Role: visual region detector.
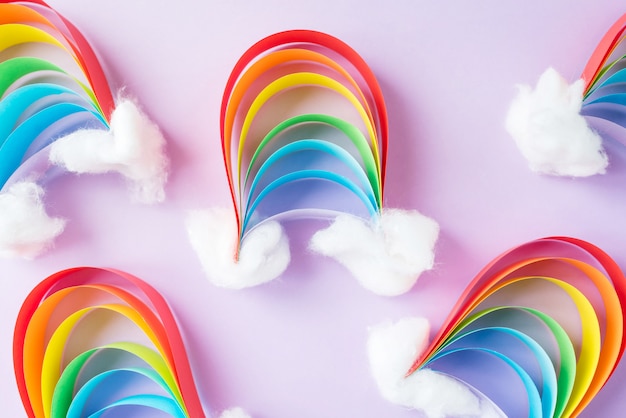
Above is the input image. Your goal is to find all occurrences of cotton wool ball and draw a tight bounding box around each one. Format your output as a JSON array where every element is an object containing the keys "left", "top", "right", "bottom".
[
  {"left": 310, "top": 209, "right": 438, "bottom": 296},
  {"left": 506, "top": 67, "right": 607, "bottom": 177},
  {"left": 367, "top": 317, "right": 504, "bottom": 418},
  {"left": 0, "top": 181, "right": 65, "bottom": 259}
]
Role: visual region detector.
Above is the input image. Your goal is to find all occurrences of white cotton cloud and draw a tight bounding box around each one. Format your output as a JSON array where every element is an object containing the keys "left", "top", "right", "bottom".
[
  {"left": 219, "top": 407, "right": 251, "bottom": 418},
  {"left": 367, "top": 317, "right": 504, "bottom": 418},
  {"left": 185, "top": 207, "right": 290, "bottom": 289},
  {"left": 309, "top": 209, "right": 439, "bottom": 296},
  {"left": 49, "top": 97, "right": 169, "bottom": 203},
  {"left": 0, "top": 181, "right": 65, "bottom": 259},
  {"left": 505, "top": 67, "right": 608, "bottom": 177}
]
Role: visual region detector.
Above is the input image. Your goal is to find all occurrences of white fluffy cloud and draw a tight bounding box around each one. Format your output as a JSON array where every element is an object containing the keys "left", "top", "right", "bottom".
[
  {"left": 367, "top": 317, "right": 504, "bottom": 418},
  {"left": 506, "top": 67, "right": 608, "bottom": 177},
  {"left": 309, "top": 209, "right": 439, "bottom": 296},
  {"left": 49, "top": 98, "right": 169, "bottom": 203},
  {"left": 186, "top": 208, "right": 290, "bottom": 289},
  {"left": 0, "top": 181, "right": 65, "bottom": 259},
  {"left": 219, "top": 407, "right": 251, "bottom": 418}
]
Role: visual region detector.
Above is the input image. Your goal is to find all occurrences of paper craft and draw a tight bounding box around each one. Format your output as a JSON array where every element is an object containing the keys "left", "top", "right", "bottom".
[
  {"left": 13, "top": 267, "right": 248, "bottom": 418},
  {"left": 368, "top": 237, "right": 626, "bottom": 417},
  {"left": 0, "top": 0, "right": 168, "bottom": 258},
  {"left": 187, "top": 30, "right": 438, "bottom": 295},
  {"left": 506, "top": 13, "right": 626, "bottom": 177}
]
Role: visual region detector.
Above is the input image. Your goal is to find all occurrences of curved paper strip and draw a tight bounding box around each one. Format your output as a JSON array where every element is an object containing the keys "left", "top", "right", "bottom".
[
  {"left": 220, "top": 29, "right": 388, "bottom": 249},
  {"left": 0, "top": 57, "right": 99, "bottom": 109},
  {"left": 578, "top": 13, "right": 626, "bottom": 145},
  {"left": 243, "top": 140, "right": 377, "bottom": 233},
  {"left": 237, "top": 73, "right": 378, "bottom": 186},
  {"left": 52, "top": 343, "right": 181, "bottom": 416},
  {"left": 244, "top": 170, "right": 379, "bottom": 235},
  {"left": 66, "top": 369, "right": 186, "bottom": 418},
  {"left": 0, "top": 2, "right": 113, "bottom": 190},
  {"left": 582, "top": 14, "right": 626, "bottom": 93},
  {"left": 0, "top": 103, "right": 103, "bottom": 184},
  {"left": 405, "top": 237, "right": 626, "bottom": 417},
  {"left": 506, "top": 14, "right": 626, "bottom": 177},
  {"left": 459, "top": 306, "right": 577, "bottom": 417},
  {"left": 13, "top": 267, "right": 207, "bottom": 418}
]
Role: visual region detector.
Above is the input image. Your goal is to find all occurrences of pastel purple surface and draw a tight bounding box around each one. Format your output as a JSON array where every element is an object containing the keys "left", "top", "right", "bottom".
[{"left": 3, "top": 1, "right": 626, "bottom": 417}]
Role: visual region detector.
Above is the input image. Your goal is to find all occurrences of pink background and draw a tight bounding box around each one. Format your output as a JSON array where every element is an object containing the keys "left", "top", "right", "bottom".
[{"left": 2, "top": 0, "right": 626, "bottom": 416}]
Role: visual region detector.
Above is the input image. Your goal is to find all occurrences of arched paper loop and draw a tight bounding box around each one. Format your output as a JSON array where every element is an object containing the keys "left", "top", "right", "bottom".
[
  {"left": 244, "top": 114, "right": 380, "bottom": 205},
  {"left": 220, "top": 31, "right": 387, "bottom": 244},
  {"left": 53, "top": 343, "right": 182, "bottom": 417},
  {"left": 579, "top": 13, "right": 626, "bottom": 145},
  {"left": 187, "top": 29, "right": 437, "bottom": 294},
  {"left": 0, "top": 0, "right": 168, "bottom": 259},
  {"left": 0, "top": 0, "right": 114, "bottom": 115},
  {"left": 397, "top": 237, "right": 626, "bottom": 417},
  {"left": 13, "top": 267, "right": 208, "bottom": 418},
  {"left": 244, "top": 140, "right": 378, "bottom": 230},
  {"left": 220, "top": 30, "right": 388, "bottom": 208},
  {"left": 0, "top": 14, "right": 113, "bottom": 185},
  {"left": 506, "top": 13, "right": 626, "bottom": 177}
]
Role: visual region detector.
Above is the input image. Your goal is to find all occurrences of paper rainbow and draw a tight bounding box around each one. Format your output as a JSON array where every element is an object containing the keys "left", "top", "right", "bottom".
[
  {"left": 403, "top": 237, "right": 626, "bottom": 417},
  {"left": 13, "top": 267, "right": 206, "bottom": 417},
  {"left": 0, "top": 0, "right": 114, "bottom": 188},
  {"left": 580, "top": 13, "right": 626, "bottom": 142},
  {"left": 220, "top": 29, "right": 388, "bottom": 251}
]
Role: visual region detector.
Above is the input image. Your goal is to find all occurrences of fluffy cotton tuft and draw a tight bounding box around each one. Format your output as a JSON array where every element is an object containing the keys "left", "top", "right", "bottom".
[
  {"left": 367, "top": 317, "right": 503, "bottom": 418},
  {"left": 367, "top": 317, "right": 431, "bottom": 401},
  {"left": 506, "top": 67, "right": 608, "bottom": 177},
  {"left": 49, "top": 98, "right": 169, "bottom": 203},
  {"left": 0, "top": 181, "right": 65, "bottom": 259},
  {"left": 309, "top": 209, "right": 439, "bottom": 296},
  {"left": 219, "top": 407, "right": 251, "bottom": 418},
  {"left": 186, "top": 208, "right": 290, "bottom": 289}
]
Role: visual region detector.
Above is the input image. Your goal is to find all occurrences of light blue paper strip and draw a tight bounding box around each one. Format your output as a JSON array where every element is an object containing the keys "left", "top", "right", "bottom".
[
  {"left": 582, "top": 102, "right": 626, "bottom": 128},
  {"left": 454, "top": 306, "right": 576, "bottom": 418},
  {"left": 432, "top": 326, "right": 557, "bottom": 417},
  {"left": 426, "top": 346, "right": 543, "bottom": 418},
  {"left": 0, "top": 83, "right": 102, "bottom": 145},
  {"left": 246, "top": 139, "right": 376, "bottom": 214}
]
